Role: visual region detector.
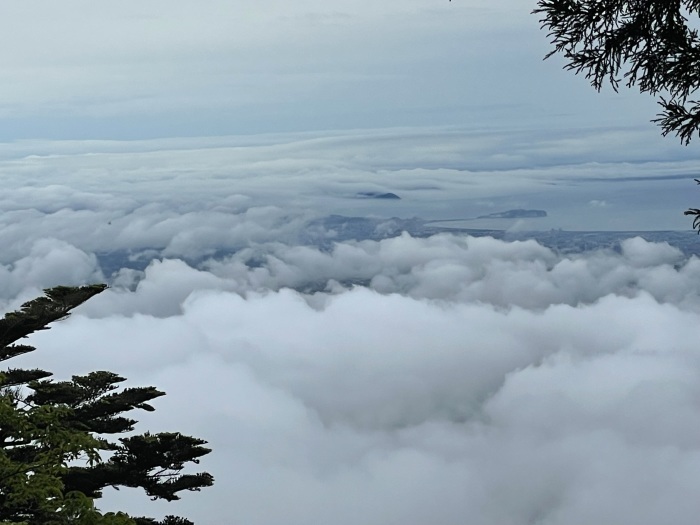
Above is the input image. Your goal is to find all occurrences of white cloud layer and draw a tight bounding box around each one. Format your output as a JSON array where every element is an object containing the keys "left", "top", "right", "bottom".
[
  {"left": 1, "top": 0, "right": 698, "bottom": 522},
  {"left": 0, "top": 126, "right": 698, "bottom": 262},
  {"left": 1, "top": 129, "right": 700, "bottom": 524},
  {"left": 12, "top": 230, "right": 700, "bottom": 525}
]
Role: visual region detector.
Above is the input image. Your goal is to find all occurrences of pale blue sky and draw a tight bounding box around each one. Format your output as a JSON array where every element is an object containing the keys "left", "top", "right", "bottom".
[{"left": 0, "top": 0, "right": 668, "bottom": 139}]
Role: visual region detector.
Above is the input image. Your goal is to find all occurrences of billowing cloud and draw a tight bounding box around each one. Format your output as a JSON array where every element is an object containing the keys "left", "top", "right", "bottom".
[
  {"left": 0, "top": 0, "right": 698, "bottom": 522},
  {"left": 1, "top": 127, "right": 700, "bottom": 524},
  {"left": 22, "top": 252, "right": 700, "bottom": 524},
  {"left": 0, "top": 238, "right": 104, "bottom": 312}
]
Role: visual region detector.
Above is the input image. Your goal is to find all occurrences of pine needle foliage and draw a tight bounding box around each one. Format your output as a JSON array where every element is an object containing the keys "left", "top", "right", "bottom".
[
  {"left": 534, "top": 0, "right": 700, "bottom": 229},
  {"left": 0, "top": 285, "right": 213, "bottom": 525},
  {"left": 534, "top": 0, "right": 700, "bottom": 144}
]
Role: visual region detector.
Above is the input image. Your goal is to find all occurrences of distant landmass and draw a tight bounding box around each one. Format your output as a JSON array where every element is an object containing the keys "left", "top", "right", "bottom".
[
  {"left": 477, "top": 209, "right": 547, "bottom": 219},
  {"left": 299, "top": 215, "right": 700, "bottom": 257},
  {"left": 356, "top": 192, "right": 401, "bottom": 200},
  {"left": 95, "top": 214, "right": 700, "bottom": 281}
]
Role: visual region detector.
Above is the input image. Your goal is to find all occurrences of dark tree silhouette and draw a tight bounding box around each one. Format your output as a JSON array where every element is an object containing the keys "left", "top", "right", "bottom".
[
  {"left": 534, "top": 0, "right": 700, "bottom": 144},
  {"left": 0, "top": 285, "right": 213, "bottom": 525},
  {"left": 534, "top": 0, "right": 700, "bottom": 229}
]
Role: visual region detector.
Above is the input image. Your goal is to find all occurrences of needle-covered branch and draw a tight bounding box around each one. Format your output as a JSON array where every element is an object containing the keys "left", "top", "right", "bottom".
[
  {"left": 535, "top": 1, "right": 700, "bottom": 229},
  {"left": 534, "top": 0, "right": 700, "bottom": 143},
  {"left": 0, "top": 286, "right": 213, "bottom": 525}
]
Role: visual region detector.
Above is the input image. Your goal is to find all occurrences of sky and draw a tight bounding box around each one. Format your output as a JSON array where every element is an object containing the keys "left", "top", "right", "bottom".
[
  {"left": 2, "top": 1, "right": 700, "bottom": 524},
  {"left": 0, "top": 0, "right": 675, "bottom": 138}
]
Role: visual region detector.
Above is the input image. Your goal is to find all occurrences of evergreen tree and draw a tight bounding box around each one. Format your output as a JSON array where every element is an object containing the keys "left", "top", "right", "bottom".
[
  {"left": 534, "top": 0, "right": 700, "bottom": 228},
  {"left": 534, "top": 0, "right": 700, "bottom": 144},
  {"left": 0, "top": 285, "right": 213, "bottom": 525}
]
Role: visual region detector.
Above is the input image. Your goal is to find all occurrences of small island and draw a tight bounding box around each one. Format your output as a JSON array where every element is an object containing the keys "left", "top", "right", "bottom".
[
  {"left": 356, "top": 191, "right": 401, "bottom": 200},
  {"left": 477, "top": 209, "right": 547, "bottom": 219}
]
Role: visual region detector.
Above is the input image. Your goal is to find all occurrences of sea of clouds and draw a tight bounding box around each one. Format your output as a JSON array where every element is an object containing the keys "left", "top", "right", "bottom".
[{"left": 4, "top": 127, "right": 700, "bottom": 524}]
